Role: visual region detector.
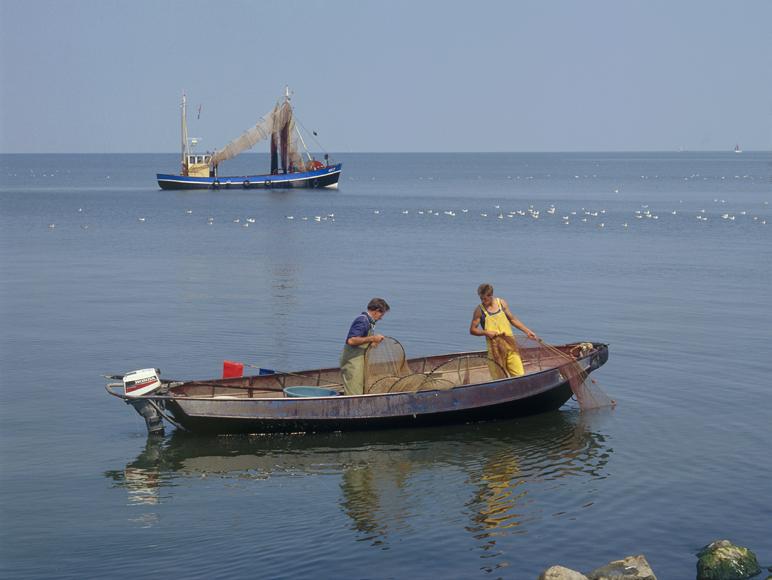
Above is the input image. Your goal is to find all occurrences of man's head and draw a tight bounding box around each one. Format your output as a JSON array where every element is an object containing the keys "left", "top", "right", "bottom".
[
  {"left": 477, "top": 283, "right": 494, "bottom": 307},
  {"left": 367, "top": 297, "right": 390, "bottom": 320}
]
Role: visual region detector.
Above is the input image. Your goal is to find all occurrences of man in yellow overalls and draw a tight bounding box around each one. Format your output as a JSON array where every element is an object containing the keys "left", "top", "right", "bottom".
[
  {"left": 340, "top": 298, "right": 390, "bottom": 395},
  {"left": 469, "top": 283, "right": 538, "bottom": 377}
]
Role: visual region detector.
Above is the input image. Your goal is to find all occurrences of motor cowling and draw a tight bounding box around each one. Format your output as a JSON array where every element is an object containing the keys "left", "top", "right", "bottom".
[
  {"left": 123, "top": 368, "right": 163, "bottom": 398},
  {"left": 121, "top": 368, "right": 165, "bottom": 435}
]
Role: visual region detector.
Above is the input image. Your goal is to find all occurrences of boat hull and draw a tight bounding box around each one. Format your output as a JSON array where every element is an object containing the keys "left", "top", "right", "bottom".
[
  {"left": 165, "top": 379, "right": 575, "bottom": 435},
  {"left": 156, "top": 163, "right": 342, "bottom": 191},
  {"left": 154, "top": 345, "right": 608, "bottom": 435}
]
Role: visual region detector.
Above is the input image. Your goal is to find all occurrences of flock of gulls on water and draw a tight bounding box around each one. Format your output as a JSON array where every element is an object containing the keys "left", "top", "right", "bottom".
[
  {"left": 30, "top": 168, "right": 767, "bottom": 230},
  {"left": 46, "top": 198, "right": 768, "bottom": 230},
  {"left": 371, "top": 201, "right": 769, "bottom": 229}
]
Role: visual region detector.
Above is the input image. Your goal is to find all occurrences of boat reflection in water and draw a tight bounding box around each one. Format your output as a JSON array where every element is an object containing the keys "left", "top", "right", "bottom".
[{"left": 106, "top": 411, "right": 612, "bottom": 547}]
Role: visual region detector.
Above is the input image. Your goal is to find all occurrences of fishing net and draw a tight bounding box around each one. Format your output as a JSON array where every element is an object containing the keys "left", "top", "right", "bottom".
[
  {"left": 389, "top": 374, "right": 433, "bottom": 393},
  {"left": 368, "top": 375, "right": 401, "bottom": 394},
  {"left": 418, "top": 376, "right": 456, "bottom": 391},
  {"left": 560, "top": 342, "right": 615, "bottom": 410},
  {"left": 211, "top": 99, "right": 309, "bottom": 172},
  {"left": 212, "top": 101, "right": 292, "bottom": 164},
  {"left": 362, "top": 334, "right": 613, "bottom": 408},
  {"left": 368, "top": 372, "right": 455, "bottom": 393},
  {"left": 510, "top": 336, "right": 614, "bottom": 411},
  {"left": 428, "top": 355, "right": 508, "bottom": 387},
  {"left": 488, "top": 335, "right": 520, "bottom": 373},
  {"left": 364, "top": 337, "right": 411, "bottom": 393}
]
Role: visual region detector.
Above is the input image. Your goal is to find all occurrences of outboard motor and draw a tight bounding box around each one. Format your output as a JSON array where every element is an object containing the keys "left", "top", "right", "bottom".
[{"left": 123, "top": 368, "right": 165, "bottom": 435}]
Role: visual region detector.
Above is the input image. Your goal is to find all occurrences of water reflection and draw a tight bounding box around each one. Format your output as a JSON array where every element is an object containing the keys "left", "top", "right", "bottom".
[
  {"left": 462, "top": 410, "right": 612, "bottom": 561},
  {"left": 106, "top": 411, "right": 613, "bottom": 550},
  {"left": 104, "top": 439, "right": 167, "bottom": 507},
  {"left": 467, "top": 449, "right": 524, "bottom": 535}
]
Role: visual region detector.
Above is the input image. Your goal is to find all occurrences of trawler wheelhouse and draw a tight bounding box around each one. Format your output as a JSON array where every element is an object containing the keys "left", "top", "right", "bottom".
[{"left": 183, "top": 154, "right": 215, "bottom": 178}]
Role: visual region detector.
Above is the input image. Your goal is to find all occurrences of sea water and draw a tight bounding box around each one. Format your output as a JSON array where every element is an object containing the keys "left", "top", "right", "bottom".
[{"left": 0, "top": 152, "right": 770, "bottom": 578}]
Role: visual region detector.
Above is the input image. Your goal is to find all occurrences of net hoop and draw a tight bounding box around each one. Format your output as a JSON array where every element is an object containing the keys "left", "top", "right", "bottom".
[
  {"left": 364, "top": 336, "right": 410, "bottom": 393},
  {"left": 428, "top": 355, "right": 508, "bottom": 387}
]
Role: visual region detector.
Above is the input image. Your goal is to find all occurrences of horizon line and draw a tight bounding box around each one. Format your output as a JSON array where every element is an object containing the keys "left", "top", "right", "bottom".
[{"left": 1, "top": 150, "right": 768, "bottom": 155}]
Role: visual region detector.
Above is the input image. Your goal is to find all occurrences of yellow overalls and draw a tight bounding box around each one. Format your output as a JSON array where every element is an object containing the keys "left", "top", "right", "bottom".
[{"left": 481, "top": 298, "right": 525, "bottom": 377}]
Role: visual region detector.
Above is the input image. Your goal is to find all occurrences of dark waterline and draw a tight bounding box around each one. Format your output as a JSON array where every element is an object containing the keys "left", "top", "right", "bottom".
[{"left": 1, "top": 152, "right": 770, "bottom": 578}]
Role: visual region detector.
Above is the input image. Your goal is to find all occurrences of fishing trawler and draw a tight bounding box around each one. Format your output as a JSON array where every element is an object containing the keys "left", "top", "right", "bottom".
[{"left": 157, "top": 88, "right": 341, "bottom": 190}]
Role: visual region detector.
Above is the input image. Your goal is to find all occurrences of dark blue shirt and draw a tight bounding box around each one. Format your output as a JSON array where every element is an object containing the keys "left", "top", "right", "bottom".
[{"left": 345, "top": 313, "right": 374, "bottom": 342}]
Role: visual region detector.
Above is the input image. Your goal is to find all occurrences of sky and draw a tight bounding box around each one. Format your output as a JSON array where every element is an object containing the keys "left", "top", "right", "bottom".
[{"left": 1, "top": 0, "right": 771, "bottom": 153}]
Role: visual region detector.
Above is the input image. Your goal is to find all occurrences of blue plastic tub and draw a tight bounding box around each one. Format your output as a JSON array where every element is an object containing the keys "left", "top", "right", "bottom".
[{"left": 283, "top": 386, "right": 339, "bottom": 398}]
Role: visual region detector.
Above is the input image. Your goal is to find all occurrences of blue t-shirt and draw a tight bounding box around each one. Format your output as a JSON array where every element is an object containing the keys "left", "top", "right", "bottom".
[{"left": 346, "top": 313, "right": 374, "bottom": 342}]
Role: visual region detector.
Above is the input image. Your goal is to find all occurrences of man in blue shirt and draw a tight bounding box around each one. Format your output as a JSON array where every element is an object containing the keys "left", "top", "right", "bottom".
[{"left": 339, "top": 298, "right": 390, "bottom": 395}]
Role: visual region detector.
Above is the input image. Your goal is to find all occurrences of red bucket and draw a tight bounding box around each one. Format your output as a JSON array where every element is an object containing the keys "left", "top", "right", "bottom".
[{"left": 222, "top": 360, "right": 244, "bottom": 378}]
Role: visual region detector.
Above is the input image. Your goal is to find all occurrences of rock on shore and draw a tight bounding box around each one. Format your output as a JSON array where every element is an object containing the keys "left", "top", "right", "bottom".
[
  {"left": 538, "top": 554, "right": 656, "bottom": 579},
  {"left": 539, "top": 565, "right": 589, "bottom": 580},
  {"left": 696, "top": 540, "right": 761, "bottom": 580}
]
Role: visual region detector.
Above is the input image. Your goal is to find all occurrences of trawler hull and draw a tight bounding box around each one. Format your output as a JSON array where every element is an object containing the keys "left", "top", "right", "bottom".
[{"left": 157, "top": 163, "right": 342, "bottom": 191}]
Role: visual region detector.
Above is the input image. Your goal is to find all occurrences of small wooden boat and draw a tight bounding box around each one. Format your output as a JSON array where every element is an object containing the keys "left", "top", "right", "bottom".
[
  {"left": 106, "top": 342, "right": 609, "bottom": 435},
  {"left": 157, "top": 87, "right": 341, "bottom": 191}
]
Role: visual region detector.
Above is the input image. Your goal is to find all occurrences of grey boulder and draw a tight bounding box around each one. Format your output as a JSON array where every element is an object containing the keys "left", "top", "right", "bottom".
[{"left": 587, "top": 554, "right": 656, "bottom": 579}]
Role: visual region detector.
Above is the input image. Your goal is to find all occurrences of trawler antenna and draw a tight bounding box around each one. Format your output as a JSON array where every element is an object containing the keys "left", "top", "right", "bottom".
[{"left": 181, "top": 92, "right": 189, "bottom": 166}]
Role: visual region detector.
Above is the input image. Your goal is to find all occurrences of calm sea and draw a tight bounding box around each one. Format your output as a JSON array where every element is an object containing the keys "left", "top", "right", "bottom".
[{"left": 1, "top": 153, "right": 770, "bottom": 578}]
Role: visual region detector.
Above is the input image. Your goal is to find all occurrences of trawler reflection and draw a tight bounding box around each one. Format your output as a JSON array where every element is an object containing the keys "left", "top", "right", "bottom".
[{"left": 106, "top": 411, "right": 612, "bottom": 544}]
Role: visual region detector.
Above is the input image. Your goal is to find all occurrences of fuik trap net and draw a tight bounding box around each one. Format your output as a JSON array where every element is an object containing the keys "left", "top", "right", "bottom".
[
  {"left": 364, "top": 338, "right": 508, "bottom": 394},
  {"left": 363, "top": 336, "right": 613, "bottom": 411}
]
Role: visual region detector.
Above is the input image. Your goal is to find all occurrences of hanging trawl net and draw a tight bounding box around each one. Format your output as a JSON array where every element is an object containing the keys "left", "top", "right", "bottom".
[
  {"left": 285, "top": 119, "right": 308, "bottom": 173},
  {"left": 212, "top": 101, "right": 295, "bottom": 165}
]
